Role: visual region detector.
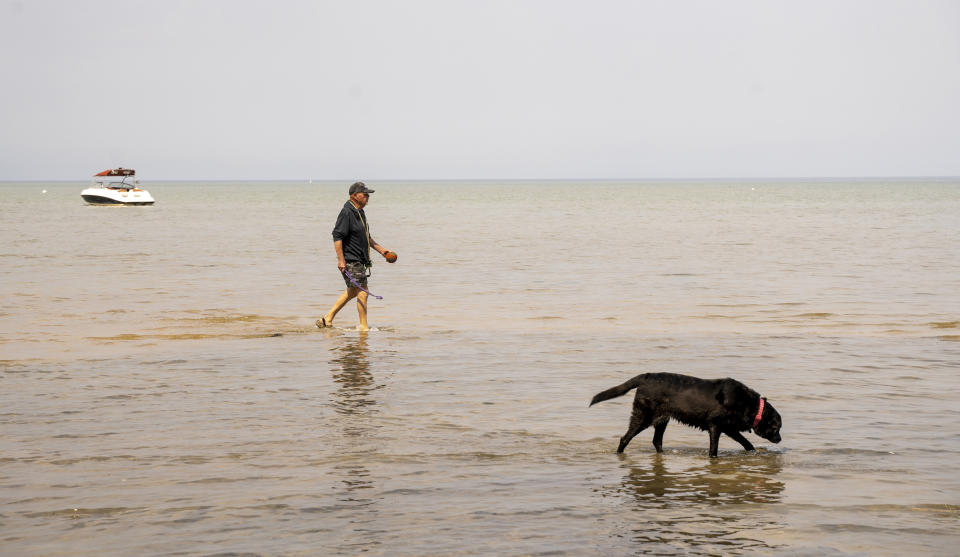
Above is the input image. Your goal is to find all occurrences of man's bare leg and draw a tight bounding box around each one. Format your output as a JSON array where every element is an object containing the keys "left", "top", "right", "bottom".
[
  {"left": 318, "top": 287, "right": 358, "bottom": 327},
  {"left": 357, "top": 290, "right": 369, "bottom": 331}
]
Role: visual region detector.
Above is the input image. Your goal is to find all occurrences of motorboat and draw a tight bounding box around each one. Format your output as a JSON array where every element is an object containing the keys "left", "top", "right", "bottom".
[{"left": 81, "top": 168, "right": 155, "bottom": 205}]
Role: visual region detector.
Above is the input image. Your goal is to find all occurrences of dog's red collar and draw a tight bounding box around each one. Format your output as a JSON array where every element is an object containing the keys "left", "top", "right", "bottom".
[{"left": 752, "top": 398, "right": 765, "bottom": 429}]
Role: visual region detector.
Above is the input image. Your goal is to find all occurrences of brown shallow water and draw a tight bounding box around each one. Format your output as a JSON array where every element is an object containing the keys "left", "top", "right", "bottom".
[{"left": 2, "top": 179, "right": 959, "bottom": 555}]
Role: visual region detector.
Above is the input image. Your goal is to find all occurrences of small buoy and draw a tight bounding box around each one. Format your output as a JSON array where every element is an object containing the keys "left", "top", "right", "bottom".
[{"left": 42, "top": 189, "right": 47, "bottom": 194}]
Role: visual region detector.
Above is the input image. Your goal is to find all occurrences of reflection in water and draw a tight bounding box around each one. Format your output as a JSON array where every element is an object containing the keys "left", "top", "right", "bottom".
[
  {"left": 326, "top": 334, "right": 384, "bottom": 554},
  {"left": 622, "top": 453, "right": 785, "bottom": 505},
  {"left": 611, "top": 453, "right": 785, "bottom": 555},
  {"left": 330, "top": 334, "right": 379, "bottom": 418}
]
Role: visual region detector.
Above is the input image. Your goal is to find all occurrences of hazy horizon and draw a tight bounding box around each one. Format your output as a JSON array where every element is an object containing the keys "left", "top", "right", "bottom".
[
  {"left": 4, "top": 175, "right": 960, "bottom": 184},
  {"left": 2, "top": 0, "right": 958, "bottom": 181}
]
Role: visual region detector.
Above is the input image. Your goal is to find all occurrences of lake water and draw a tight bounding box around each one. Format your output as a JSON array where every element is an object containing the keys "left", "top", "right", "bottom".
[{"left": 2, "top": 179, "right": 959, "bottom": 555}]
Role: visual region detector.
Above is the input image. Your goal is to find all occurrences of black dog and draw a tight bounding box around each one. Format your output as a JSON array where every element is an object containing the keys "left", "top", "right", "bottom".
[{"left": 590, "top": 372, "right": 782, "bottom": 457}]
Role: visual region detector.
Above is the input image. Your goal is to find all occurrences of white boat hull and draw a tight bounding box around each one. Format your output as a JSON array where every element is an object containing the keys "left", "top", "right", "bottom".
[{"left": 81, "top": 187, "right": 155, "bottom": 205}]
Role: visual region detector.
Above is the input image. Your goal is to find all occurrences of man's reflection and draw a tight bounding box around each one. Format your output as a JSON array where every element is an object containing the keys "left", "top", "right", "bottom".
[
  {"left": 327, "top": 334, "right": 383, "bottom": 554},
  {"left": 330, "top": 334, "right": 379, "bottom": 418}
]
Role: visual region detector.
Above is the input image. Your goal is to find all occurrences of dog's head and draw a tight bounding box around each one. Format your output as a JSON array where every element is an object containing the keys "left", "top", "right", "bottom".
[{"left": 754, "top": 398, "right": 782, "bottom": 444}]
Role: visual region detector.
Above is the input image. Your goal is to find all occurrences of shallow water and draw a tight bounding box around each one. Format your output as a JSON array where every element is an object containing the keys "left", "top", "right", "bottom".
[{"left": 2, "top": 179, "right": 959, "bottom": 555}]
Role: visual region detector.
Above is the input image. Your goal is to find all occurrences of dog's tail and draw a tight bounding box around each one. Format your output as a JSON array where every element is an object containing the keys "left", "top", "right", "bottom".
[{"left": 589, "top": 374, "right": 646, "bottom": 406}]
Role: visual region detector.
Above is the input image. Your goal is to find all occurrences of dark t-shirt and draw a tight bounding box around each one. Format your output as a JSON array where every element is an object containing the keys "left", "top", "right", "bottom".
[{"left": 331, "top": 201, "right": 371, "bottom": 264}]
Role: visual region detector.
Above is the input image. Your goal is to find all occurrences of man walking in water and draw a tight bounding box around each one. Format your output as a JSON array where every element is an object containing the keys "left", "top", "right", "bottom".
[{"left": 316, "top": 181, "right": 394, "bottom": 332}]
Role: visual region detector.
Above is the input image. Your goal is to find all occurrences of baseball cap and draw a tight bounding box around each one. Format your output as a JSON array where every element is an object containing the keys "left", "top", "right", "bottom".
[{"left": 349, "top": 181, "right": 375, "bottom": 194}]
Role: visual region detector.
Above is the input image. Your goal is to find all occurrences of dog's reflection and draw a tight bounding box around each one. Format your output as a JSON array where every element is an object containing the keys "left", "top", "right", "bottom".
[
  {"left": 613, "top": 453, "right": 785, "bottom": 553},
  {"left": 621, "top": 452, "right": 785, "bottom": 506}
]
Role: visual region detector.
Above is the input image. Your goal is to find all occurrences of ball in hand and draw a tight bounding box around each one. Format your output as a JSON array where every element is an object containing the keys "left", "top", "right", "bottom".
[{"left": 384, "top": 251, "right": 398, "bottom": 263}]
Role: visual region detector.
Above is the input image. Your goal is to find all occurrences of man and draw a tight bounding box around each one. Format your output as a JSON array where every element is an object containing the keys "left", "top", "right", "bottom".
[{"left": 316, "top": 181, "right": 393, "bottom": 332}]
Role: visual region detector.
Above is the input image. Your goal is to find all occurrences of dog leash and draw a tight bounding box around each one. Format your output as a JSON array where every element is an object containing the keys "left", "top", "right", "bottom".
[{"left": 344, "top": 269, "right": 383, "bottom": 300}]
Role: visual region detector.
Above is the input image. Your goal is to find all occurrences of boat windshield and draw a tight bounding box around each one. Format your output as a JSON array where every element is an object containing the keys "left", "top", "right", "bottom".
[{"left": 94, "top": 176, "right": 137, "bottom": 188}]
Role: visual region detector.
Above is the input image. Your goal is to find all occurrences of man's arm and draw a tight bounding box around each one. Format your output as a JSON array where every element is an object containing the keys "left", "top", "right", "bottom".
[
  {"left": 369, "top": 237, "right": 387, "bottom": 257},
  {"left": 334, "top": 240, "right": 346, "bottom": 272}
]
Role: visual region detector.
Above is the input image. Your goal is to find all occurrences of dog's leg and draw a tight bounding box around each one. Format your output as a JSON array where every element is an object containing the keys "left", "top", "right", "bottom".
[
  {"left": 617, "top": 410, "right": 652, "bottom": 454},
  {"left": 708, "top": 426, "right": 722, "bottom": 457},
  {"left": 651, "top": 418, "right": 669, "bottom": 453},
  {"left": 724, "top": 430, "right": 755, "bottom": 452}
]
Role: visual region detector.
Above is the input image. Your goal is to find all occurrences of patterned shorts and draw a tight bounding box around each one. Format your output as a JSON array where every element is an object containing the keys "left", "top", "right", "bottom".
[{"left": 342, "top": 261, "right": 370, "bottom": 289}]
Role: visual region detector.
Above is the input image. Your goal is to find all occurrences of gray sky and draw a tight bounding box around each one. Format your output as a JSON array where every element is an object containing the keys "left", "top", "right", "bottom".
[{"left": 2, "top": 0, "right": 958, "bottom": 180}]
